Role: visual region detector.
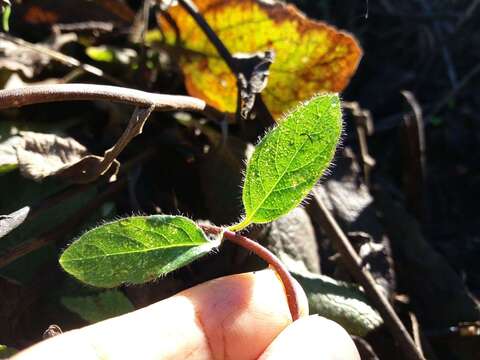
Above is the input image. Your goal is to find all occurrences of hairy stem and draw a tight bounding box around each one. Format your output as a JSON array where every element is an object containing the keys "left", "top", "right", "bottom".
[
  {"left": 227, "top": 218, "right": 251, "bottom": 232},
  {"left": 201, "top": 224, "right": 301, "bottom": 321}
]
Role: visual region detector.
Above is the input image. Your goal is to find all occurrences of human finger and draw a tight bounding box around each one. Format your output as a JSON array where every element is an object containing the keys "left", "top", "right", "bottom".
[
  {"left": 259, "top": 315, "right": 360, "bottom": 360},
  {"left": 13, "top": 269, "right": 308, "bottom": 360}
]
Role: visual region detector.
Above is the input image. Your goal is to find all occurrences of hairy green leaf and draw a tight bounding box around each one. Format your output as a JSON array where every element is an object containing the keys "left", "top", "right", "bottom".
[
  {"left": 232, "top": 94, "right": 342, "bottom": 230},
  {"left": 61, "top": 290, "right": 135, "bottom": 323},
  {"left": 60, "top": 215, "right": 219, "bottom": 287}
]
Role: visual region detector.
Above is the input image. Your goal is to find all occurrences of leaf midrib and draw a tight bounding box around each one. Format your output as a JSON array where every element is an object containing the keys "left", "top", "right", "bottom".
[
  {"left": 245, "top": 118, "right": 310, "bottom": 222},
  {"left": 62, "top": 241, "right": 207, "bottom": 263}
]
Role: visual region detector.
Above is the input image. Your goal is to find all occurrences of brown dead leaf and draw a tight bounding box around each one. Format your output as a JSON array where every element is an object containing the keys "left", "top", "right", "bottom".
[
  {"left": 4, "top": 105, "right": 154, "bottom": 184},
  {"left": 0, "top": 39, "right": 50, "bottom": 78},
  {"left": 0, "top": 32, "right": 79, "bottom": 81},
  {"left": 15, "top": 131, "right": 89, "bottom": 181},
  {"left": 53, "top": 155, "right": 119, "bottom": 184},
  {"left": 60, "top": 105, "right": 155, "bottom": 184},
  {"left": 0, "top": 207, "right": 30, "bottom": 239},
  {"left": 158, "top": 0, "right": 362, "bottom": 118}
]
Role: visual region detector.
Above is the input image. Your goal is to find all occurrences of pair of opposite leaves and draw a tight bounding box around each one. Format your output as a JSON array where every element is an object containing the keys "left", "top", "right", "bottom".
[{"left": 60, "top": 94, "right": 343, "bottom": 287}]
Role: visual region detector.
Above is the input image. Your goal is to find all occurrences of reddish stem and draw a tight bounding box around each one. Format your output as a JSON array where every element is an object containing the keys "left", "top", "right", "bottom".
[{"left": 201, "top": 224, "right": 301, "bottom": 321}]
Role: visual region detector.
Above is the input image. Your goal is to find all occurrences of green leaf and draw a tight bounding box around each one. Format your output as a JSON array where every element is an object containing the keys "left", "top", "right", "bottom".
[
  {"left": 86, "top": 46, "right": 137, "bottom": 64},
  {"left": 0, "top": 135, "right": 20, "bottom": 175},
  {"left": 0, "top": 344, "right": 17, "bottom": 358},
  {"left": 86, "top": 46, "right": 115, "bottom": 62},
  {"left": 278, "top": 252, "right": 382, "bottom": 336},
  {"left": 0, "top": 163, "right": 17, "bottom": 174},
  {"left": 231, "top": 94, "right": 342, "bottom": 230},
  {"left": 292, "top": 269, "right": 383, "bottom": 336},
  {"left": 144, "top": 29, "right": 162, "bottom": 45},
  {"left": 61, "top": 289, "right": 135, "bottom": 323},
  {"left": 1, "top": 1, "right": 11, "bottom": 32},
  {"left": 59, "top": 215, "right": 220, "bottom": 287}
]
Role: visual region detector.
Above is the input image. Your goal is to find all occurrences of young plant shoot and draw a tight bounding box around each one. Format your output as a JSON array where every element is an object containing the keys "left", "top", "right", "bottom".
[{"left": 59, "top": 93, "right": 343, "bottom": 321}]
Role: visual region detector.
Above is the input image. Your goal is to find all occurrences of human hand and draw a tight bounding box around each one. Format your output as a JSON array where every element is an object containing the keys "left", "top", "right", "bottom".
[{"left": 12, "top": 269, "right": 359, "bottom": 359}]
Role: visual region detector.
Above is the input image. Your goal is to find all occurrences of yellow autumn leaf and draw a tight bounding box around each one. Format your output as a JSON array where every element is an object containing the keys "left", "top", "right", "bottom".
[{"left": 158, "top": 0, "right": 362, "bottom": 118}]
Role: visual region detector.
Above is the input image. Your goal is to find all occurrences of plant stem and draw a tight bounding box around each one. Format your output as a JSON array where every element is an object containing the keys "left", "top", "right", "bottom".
[
  {"left": 227, "top": 218, "right": 250, "bottom": 232},
  {"left": 201, "top": 224, "right": 301, "bottom": 322},
  {"left": 0, "top": 32, "right": 124, "bottom": 86},
  {"left": 0, "top": 83, "right": 206, "bottom": 112},
  {"left": 309, "top": 190, "right": 425, "bottom": 360},
  {"left": 176, "top": 0, "right": 266, "bottom": 124}
]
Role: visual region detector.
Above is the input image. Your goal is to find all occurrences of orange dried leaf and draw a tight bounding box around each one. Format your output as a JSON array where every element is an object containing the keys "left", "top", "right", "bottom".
[{"left": 159, "top": 0, "right": 362, "bottom": 118}]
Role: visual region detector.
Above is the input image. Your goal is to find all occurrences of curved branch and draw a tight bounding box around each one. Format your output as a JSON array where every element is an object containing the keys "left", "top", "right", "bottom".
[
  {"left": 201, "top": 224, "right": 301, "bottom": 322},
  {"left": 0, "top": 84, "right": 206, "bottom": 112}
]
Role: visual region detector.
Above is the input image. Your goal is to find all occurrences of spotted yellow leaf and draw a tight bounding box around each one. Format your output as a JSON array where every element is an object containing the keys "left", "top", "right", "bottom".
[{"left": 158, "top": 0, "right": 362, "bottom": 118}]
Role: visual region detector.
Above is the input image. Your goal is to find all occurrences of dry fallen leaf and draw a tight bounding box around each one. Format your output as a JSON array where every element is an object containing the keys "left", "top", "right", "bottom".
[
  {"left": 0, "top": 39, "right": 50, "bottom": 78},
  {"left": 0, "top": 207, "right": 30, "bottom": 239},
  {"left": 57, "top": 105, "right": 154, "bottom": 184},
  {"left": 158, "top": 0, "right": 362, "bottom": 118},
  {"left": 15, "top": 131, "right": 89, "bottom": 181},
  {"left": 1, "top": 106, "right": 154, "bottom": 184},
  {"left": 0, "top": 32, "right": 81, "bottom": 81}
]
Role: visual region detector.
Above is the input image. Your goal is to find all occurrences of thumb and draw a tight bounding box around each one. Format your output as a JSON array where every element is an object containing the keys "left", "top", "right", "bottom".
[{"left": 259, "top": 315, "right": 360, "bottom": 360}]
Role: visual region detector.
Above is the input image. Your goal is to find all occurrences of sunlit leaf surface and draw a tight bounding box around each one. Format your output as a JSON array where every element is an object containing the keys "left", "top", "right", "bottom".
[
  {"left": 60, "top": 215, "right": 219, "bottom": 287},
  {"left": 231, "top": 93, "right": 342, "bottom": 230}
]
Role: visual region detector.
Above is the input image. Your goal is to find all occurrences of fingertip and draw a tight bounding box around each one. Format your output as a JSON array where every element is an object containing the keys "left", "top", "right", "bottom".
[
  {"left": 184, "top": 268, "right": 309, "bottom": 359},
  {"left": 12, "top": 269, "right": 311, "bottom": 360},
  {"left": 259, "top": 315, "right": 360, "bottom": 360}
]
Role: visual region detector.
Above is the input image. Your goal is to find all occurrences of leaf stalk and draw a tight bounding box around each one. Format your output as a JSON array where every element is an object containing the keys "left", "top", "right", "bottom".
[
  {"left": 227, "top": 218, "right": 251, "bottom": 232},
  {"left": 201, "top": 224, "right": 301, "bottom": 322}
]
